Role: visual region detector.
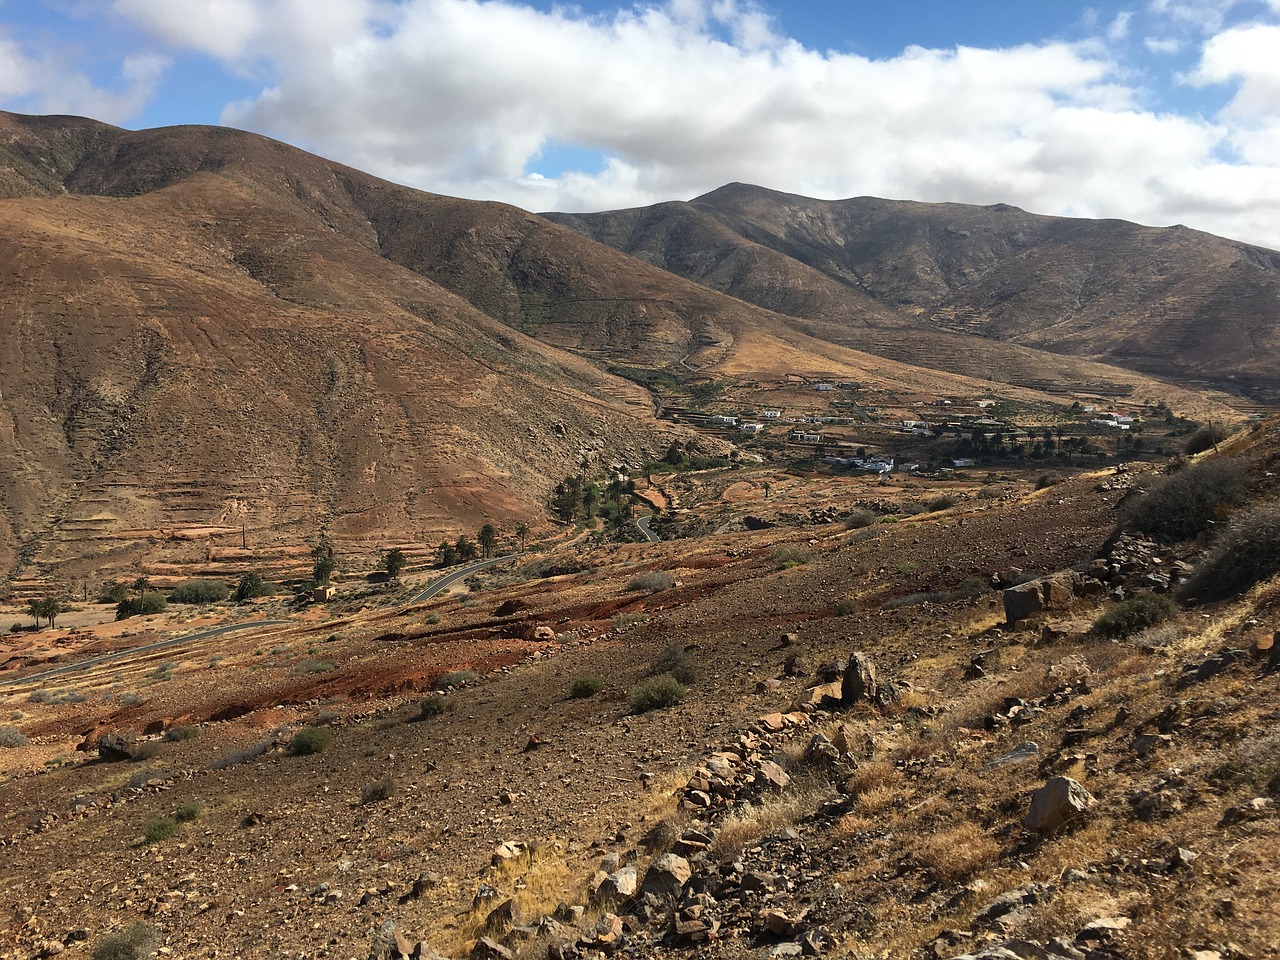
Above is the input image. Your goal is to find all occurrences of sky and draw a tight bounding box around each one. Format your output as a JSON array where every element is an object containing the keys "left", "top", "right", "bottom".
[{"left": 2, "top": 0, "right": 1280, "bottom": 248}]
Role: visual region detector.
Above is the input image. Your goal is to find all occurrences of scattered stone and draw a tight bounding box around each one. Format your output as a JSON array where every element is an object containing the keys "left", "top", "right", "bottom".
[
  {"left": 590, "top": 866, "right": 637, "bottom": 903},
  {"left": 984, "top": 742, "right": 1039, "bottom": 769},
  {"left": 1025, "top": 778, "right": 1094, "bottom": 832},
  {"left": 783, "top": 654, "right": 809, "bottom": 677},
  {"left": 96, "top": 732, "right": 135, "bottom": 762},
  {"left": 1131, "top": 733, "right": 1174, "bottom": 758}
]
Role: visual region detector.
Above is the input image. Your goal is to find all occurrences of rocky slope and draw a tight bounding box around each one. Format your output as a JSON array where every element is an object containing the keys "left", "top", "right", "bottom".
[
  {"left": 0, "top": 421, "right": 1277, "bottom": 960},
  {"left": 546, "top": 183, "right": 1280, "bottom": 398}
]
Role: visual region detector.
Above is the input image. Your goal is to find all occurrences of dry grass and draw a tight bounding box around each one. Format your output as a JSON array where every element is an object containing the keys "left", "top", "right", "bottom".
[
  {"left": 707, "top": 776, "right": 835, "bottom": 862},
  {"left": 910, "top": 824, "right": 1001, "bottom": 883}
]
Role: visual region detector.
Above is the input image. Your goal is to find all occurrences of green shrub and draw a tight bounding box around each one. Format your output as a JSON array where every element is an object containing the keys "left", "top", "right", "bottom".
[
  {"left": 435, "top": 670, "right": 478, "bottom": 690},
  {"left": 233, "top": 571, "right": 270, "bottom": 603},
  {"left": 417, "top": 695, "right": 447, "bottom": 719},
  {"left": 834, "top": 596, "right": 859, "bottom": 616},
  {"left": 120, "top": 693, "right": 143, "bottom": 707},
  {"left": 1035, "top": 473, "right": 1060, "bottom": 490},
  {"left": 843, "top": 508, "right": 876, "bottom": 529},
  {"left": 288, "top": 726, "right": 333, "bottom": 755},
  {"left": 630, "top": 675, "right": 686, "bottom": 714},
  {"left": 174, "top": 802, "right": 201, "bottom": 823},
  {"left": 927, "top": 494, "right": 958, "bottom": 512},
  {"left": 628, "top": 570, "right": 675, "bottom": 593},
  {"left": 0, "top": 725, "right": 29, "bottom": 748},
  {"left": 92, "top": 921, "right": 159, "bottom": 960},
  {"left": 291, "top": 658, "right": 336, "bottom": 675},
  {"left": 360, "top": 778, "right": 398, "bottom": 804},
  {"left": 612, "top": 612, "right": 649, "bottom": 631},
  {"left": 772, "top": 545, "right": 812, "bottom": 569},
  {"left": 570, "top": 676, "right": 605, "bottom": 698},
  {"left": 1178, "top": 499, "right": 1280, "bottom": 603},
  {"left": 650, "top": 640, "right": 698, "bottom": 685},
  {"left": 98, "top": 581, "right": 130, "bottom": 604},
  {"left": 143, "top": 816, "right": 178, "bottom": 844},
  {"left": 163, "top": 725, "right": 200, "bottom": 742},
  {"left": 1184, "top": 422, "right": 1229, "bottom": 455},
  {"left": 1121, "top": 459, "right": 1248, "bottom": 543},
  {"left": 115, "top": 592, "right": 168, "bottom": 620},
  {"left": 168, "top": 579, "right": 229, "bottom": 604},
  {"left": 1094, "top": 593, "right": 1179, "bottom": 637},
  {"left": 130, "top": 741, "right": 163, "bottom": 761}
]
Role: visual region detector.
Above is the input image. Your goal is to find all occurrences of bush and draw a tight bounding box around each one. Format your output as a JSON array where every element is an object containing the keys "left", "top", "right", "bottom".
[
  {"left": 627, "top": 570, "right": 675, "bottom": 593},
  {"left": 92, "top": 921, "right": 159, "bottom": 960},
  {"left": 772, "top": 545, "right": 812, "bottom": 569},
  {"left": 1184, "top": 422, "right": 1229, "bottom": 455},
  {"left": 834, "top": 596, "right": 859, "bottom": 616},
  {"left": 169, "top": 579, "right": 229, "bottom": 604},
  {"left": 288, "top": 726, "right": 333, "bottom": 755},
  {"left": 1121, "top": 459, "right": 1248, "bottom": 543},
  {"left": 206, "top": 737, "right": 273, "bottom": 770},
  {"left": 612, "top": 612, "right": 649, "bottom": 631},
  {"left": 163, "top": 725, "right": 200, "bottom": 742},
  {"left": 233, "top": 571, "right": 270, "bottom": 603},
  {"left": 98, "top": 581, "right": 130, "bottom": 604},
  {"left": 843, "top": 508, "right": 876, "bottom": 529},
  {"left": 630, "top": 675, "right": 686, "bottom": 714},
  {"left": 1178, "top": 499, "right": 1280, "bottom": 603},
  {"left": 0, "top": 725, "right": 29, "bottom": 748},
  {"left": 1094, "top": 593, "right": 1179, "bottom": 637},
  {"left": 120, "top": 692, "right": 143, "bottom": 707},
  {"left": 927, "top": 494, "right": 958, "bottom": 512},
  {"left": 115, "top": 592, "right": 167, "bottom": 620},
  {"left": 570, "top": 676, "right": 605, "bottom": 698},
  {"left": 650, "top": 640, "right": 698, "bottom": 685},
  {"left": 435, "top": 670, "right": 478, "bottom": 690},
  {"left": 360, "top": 778, "right": 398, "bottom": 804},
  {"left": 143, "top": 816, "right": 178, "bottom": 844},
  {"left": 174, "top": 802, "right": 201, "bottom": 823},
  {"left": 417, "top": 695, "right": 447, "bottom": 719},
  {"left": 1035, "top": 473, "right": 1060, "bottom": 490}
]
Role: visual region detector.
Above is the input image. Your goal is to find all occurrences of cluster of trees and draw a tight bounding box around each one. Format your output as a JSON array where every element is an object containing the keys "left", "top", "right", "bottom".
[
  {"left": 433, "top": 523, "right": 502, "bottom": 567},
  {"left": 550, "top": 474, "right": 636, "bottom": 531},
  {"left": 26, "top": 597, "right": 61, "bottom": 629}
]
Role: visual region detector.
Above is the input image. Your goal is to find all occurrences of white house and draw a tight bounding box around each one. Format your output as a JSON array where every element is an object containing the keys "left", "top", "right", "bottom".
[
  {"left": 739, "top": 422, "right": 764, "bottom": 434},
  {"left": 814, "top": 383, "right": 836, "bottom": 392},
  {"left": 760, "top": 409, "right": 782, "bottom": 419}
]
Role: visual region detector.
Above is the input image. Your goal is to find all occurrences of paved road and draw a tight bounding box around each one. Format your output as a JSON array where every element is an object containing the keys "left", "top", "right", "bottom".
[
  {"left": 636, "top": 515, "right": 661, "bottom": 542},
  {"left": 409, "top": 553, "right": 526, "bottom": 603},
  {"left": 0, "top": 620, "right": 290, "bottom": 689}
]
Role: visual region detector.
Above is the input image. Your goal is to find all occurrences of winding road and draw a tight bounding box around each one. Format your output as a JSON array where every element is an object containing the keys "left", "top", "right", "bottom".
[
  {"left": 408, "top": 553, "right": 526, "bottom": 603},
  {"left": 636, "top": 515, "right": 661, "bottom": 543}
]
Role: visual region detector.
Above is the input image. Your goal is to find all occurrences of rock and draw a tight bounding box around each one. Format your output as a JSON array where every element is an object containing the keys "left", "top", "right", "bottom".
[
  {"left": 640, "top": 853, "right": 691, "bottom": 900},
  {"left": 1179, "top": 647, "right": 1248, "bottom": 688},
  {"left": 756, "top": 759, "right": 791, "bottom": 791},
  {"left": 1003, "top": 582, "right": 1043, "bottom": 625},
  {"left": 492, "top": 840, "right": 527, "bottom": 864},
  {"left": 984, "top": 742, "right": 1039, "bottom": 769},
  {"left": 1025, "top": 777, "right": 1094, "bottom": 832},
  {"left": 759, "top": 909, "right": 802, "bottom": 936},
  {"left": 805, "top": 733, "right": 840, "bottom": 764},
  {"left": 470, "top": 937, "right": 513, "bottom": 960},
  {"left": 974, "top": 883, "right": 1051, "bottom": 928},
  {"left": 590, "top": 866, "right": 637, "bottom": 903},
  {"left": 783, "top": 654, "right": 809, "bottom": 677},
  {"left": 532, "top": 625, "right": 555, "bottom": 641},
  {"left": 779, "top": 632, "right": 798, "bottom": 648},
  {"left": 97, "top": 732, "right": 135, "bottom": 762},
  {"left": 840, "top": 653, "right": 878, "bottom": 706},
  {"left": 481, "top": 899, "right": 520, "bottom": 936}
]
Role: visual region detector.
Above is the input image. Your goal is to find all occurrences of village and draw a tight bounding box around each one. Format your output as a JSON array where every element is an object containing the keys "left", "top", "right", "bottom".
[{"left": 657, "top": 374, "right": 1189, "bottom": 476}]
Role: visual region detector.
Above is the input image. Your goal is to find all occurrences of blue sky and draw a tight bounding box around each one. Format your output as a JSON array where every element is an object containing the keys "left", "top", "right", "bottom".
[{"left": 2, "top": 1, "right": 1279, "bottom": 247}]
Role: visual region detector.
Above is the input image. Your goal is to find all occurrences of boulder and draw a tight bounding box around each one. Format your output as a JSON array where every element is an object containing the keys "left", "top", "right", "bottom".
[
  {"left": 840, "top": 653, "right": 878, "bottom": 706},
  {"left": 590, "top": 866, "right": 637, "bottom": 903},
  {"left": 97, "top": 732, "right": 135, "bottom": 762},
  {"left": 470, "top": 938, "right": 513, "bottom": 960},
  {"left": 640, "top": 854, "right": 691, "bottom": 900},
  {"left": 1002, "top": 583, "right": 1043, "bottom": 626},
  {"left": 481, "top": 899, "right": 520, "bottom": 936},
  {"left": 1025, "top": 777, "right": 1094, "bottom": 832}
]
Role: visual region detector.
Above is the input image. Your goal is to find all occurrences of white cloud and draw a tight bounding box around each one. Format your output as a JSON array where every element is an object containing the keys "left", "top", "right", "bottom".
[
  {"left": 1144, "top": 35, "right": 1183, "bottom": 52},
  {"left": 81, "top": 0, "right": 1280, "bottom": 250},
  {"left": 0, "top": 26, "right": 169, "bottom": 124}
]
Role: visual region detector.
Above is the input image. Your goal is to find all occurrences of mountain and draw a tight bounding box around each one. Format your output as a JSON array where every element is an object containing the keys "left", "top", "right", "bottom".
[
  {"left": 0, "top": 113, "right": 706, "bottom": 584},
  {"left": 545, "top": 182, "right": 1280, "bottom": 398},
  {"left": 0, "top": 113, "right": 1253, "bottom": 587}
]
